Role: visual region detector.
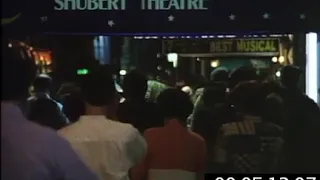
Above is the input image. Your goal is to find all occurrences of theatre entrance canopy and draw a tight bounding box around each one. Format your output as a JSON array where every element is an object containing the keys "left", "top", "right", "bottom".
[{"left": 2, "top": 0, "right": 320, "bottom": 34}]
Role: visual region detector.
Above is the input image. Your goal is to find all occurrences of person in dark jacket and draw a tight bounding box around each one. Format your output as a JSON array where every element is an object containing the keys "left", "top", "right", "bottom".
[
  {"left": 27, "top": 75, "right": 69, "bottom": 130},
  {"left": 117, "top": 70, "right": 163, "bottom": 133},
  {"left": 277, "top": 65, "right": 320, "bottom": 173},
  {"left": 192, "top": 84, "right": 237, "bottom": 173},
  {"left": 214, "top": 81, "right": 283, "bottom": 173}
]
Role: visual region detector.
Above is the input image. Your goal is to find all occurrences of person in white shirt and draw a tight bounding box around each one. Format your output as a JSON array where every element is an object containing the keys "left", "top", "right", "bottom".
[{"left": 59, "top": 68, "right": 147, "bottom": 180}]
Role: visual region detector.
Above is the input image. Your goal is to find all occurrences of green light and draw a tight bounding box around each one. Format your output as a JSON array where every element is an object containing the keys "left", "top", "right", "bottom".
[{"left": 77, "top": 69, "right": 89, "bottom": 75}]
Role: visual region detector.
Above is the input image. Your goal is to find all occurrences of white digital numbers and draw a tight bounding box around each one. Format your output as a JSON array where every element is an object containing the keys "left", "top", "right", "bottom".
[
  {"left": 269, "top": 177, "right": 316, "bottom": 180},
  {"left": 214, "top": 176, "right": 316, "bottom": 180},
  {"left": 216, "top": 177, "right": 236, "bottom": 180}
]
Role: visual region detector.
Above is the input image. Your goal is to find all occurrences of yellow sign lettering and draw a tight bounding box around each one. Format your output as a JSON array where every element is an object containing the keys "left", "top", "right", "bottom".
[
  {"left": 210, "top": 40, "right": 233, "bottom": 53},
  {"left": 236, "top": 39, "right": 277, "bottom": 52}
]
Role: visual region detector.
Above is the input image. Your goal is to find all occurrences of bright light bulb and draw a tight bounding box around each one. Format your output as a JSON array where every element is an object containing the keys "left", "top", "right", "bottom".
[
  {"left": 167, "top": 53, "right": 178, "bottom": 62},
  {"left": 272, "top": 57, "right": 278, "bottom": 63},
  {"left": 211, "top": 60, "right": 219, "bottom": 68},
  {"left": 278, "top": 56, "right": 285, "bottom": 64},
  {"left": 8, "top": 43, "right": 12, "bottom": 48},
  {"left": 275, "top": 71, "right": 281, "bottom": 77},
  {"left": 119, "top": 70, "right": 127, "bottom": 76}
]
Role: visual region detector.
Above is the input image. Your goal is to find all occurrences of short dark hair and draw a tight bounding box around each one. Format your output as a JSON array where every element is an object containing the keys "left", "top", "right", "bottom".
[
  {"left": 210, "top": 67, "right": 229, "bottom": 82},
  {"left": 263, "top": 94, "right": 284, "bottom": 125},
  {"left": 33, "top": 74, "right": 52, "bottom": 92},
  {"left": 1, "top": 39, "right": 37, "bottom": 101},
  {"left": 280, "top": 65, "right": 301, "bottom": 88},
  {"left": 228, "top": 81, "right": 262, "bottom": 116},
  {"left": 229, "top": 66, "right": 257, "bottom": 89},
  {"left": 157, "top": 88, "right": 193, "bottom": 122},
  {"left": 203, "top": 84, "right": 227, "bottom": 106},
  {"left": 81, "top": 67, "right": 115, "bottom": 106},
  {"left": 123, "top": 70, "right": 148, "bottom": 99}
]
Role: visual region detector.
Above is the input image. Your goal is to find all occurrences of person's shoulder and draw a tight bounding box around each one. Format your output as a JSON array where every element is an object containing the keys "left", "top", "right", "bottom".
[
  {"left": 195, "top": 87, "right": 204, "bottom": 95},
  {"left": 188, "top": 130, "right": 205, "bottom": 142},
  {"left": 22, "top": 121, "right": 70, "bottom": 152},
  {"left": 256, "top": 122, "right": 283, "bottom": 136},
  {"left": 23, "top": 119, "right": 57, "bottom": 137},
  {"left": 109, "top": 120, "right": 140, "bottom": 136},
  {"left": 58, "top": 122, "right": 78, "bottom": 136},
  {"left": 27, "top": 95, "right": 37, "bottom": 101},
  {"left": 143, "top": 127, "right": 164, "bottom": 137}
]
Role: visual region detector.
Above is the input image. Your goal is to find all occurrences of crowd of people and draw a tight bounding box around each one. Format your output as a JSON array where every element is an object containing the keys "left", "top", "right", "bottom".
[{"left": 2, "top": 40, "right": 320, "bottom": 180}]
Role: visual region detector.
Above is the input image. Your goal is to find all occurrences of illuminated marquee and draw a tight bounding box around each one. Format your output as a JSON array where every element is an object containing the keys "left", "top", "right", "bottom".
[
  {"left": 163, "top": 38, "right": 280, "bottom": 56},
  {"left": 210, "top": 39, "right": 279, "bottom": 53}
]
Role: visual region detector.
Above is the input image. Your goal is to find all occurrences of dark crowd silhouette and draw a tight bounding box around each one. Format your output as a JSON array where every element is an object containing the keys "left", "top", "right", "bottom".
[{"left": 2, "top": 39, "right": 320, "bottom": 180}]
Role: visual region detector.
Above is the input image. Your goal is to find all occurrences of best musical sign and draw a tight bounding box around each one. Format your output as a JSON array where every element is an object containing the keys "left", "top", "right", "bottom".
[
  {"left": 210, "top": 39, "right": 279, "bottom": 53},
  {"left": 163, "top": 38, "right": 280, "bottom": 56}
]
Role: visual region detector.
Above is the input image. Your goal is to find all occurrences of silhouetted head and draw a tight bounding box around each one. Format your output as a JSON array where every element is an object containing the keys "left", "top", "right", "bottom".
[
  {"left": 81, "top": 67, "right": 116, "bottom": 107},
  {"left": 229, "top": 66, "right": 257, "bottom": 90},
  {"left": 123, "top": 70, "right": 148, "bottom": 100},
  {"left": 228, "top": 81, "right": 262, "bottom": 116},
  {"left": 280, "top": 65, "right": 301, "bottom": 89},
  {"left": 210, "top": 67, "right": 229, "bottom": 82},
  {"left": 33, "top": 74, "right": 52, "bottom": 93},
  {"left": 202, "top": 83, "right": 227, "bottom": 106},
  {"left": 262, "top": 93, "right": 284, "bottom": 126},
  {"left": 157, "top": 88, "right": 193, "bottom": 123},
  {"left": 1, "top": 39, "right": 37, "bottom": 101},
  {"left": 61, "top": 92, "right": 85, "bottom": 123}
]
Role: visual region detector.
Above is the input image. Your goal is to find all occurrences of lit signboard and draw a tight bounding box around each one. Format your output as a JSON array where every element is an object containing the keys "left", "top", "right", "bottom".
[{"left": 163, "top": 38, "right": 280, "bottom": 56}]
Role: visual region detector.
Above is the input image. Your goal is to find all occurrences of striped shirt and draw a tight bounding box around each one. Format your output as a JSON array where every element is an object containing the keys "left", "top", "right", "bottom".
[{"left": 214, "top": 116, "right": 283, "bottom": 173}]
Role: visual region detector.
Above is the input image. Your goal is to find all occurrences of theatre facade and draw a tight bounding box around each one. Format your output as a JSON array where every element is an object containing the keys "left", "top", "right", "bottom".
[{"left": 2, "top": 0, "right": 319, "bottom": 102}]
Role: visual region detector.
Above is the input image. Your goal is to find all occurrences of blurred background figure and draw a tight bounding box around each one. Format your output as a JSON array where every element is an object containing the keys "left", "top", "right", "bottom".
[
  {"left": 145, "top": 79, "right": 168, "bottom": 103},
  {"left": 27, "top": 74, "right": 69, "bottom": 130},
  {"left": 276, "top": 65, "right": 320, "bottom": 173},
  {"left": 214, "top": 81, "right": 284, "bottom": 173},
  {"left": 228, "top": 66, "right": 258, "bottom": 91},
  {"left": 191, "top": 84, "right": 237, "bottom": 173},
  {"left": 118, "top": 70, "right": 163, "bottom": 133}
]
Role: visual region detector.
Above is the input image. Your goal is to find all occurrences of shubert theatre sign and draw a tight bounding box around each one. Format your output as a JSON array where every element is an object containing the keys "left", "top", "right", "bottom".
[
  {"left": 54, "top": 0, "right": 208, "bottom": 10},
  {"left": 2, "top": 0, "right": 319, "bottom": 33}
]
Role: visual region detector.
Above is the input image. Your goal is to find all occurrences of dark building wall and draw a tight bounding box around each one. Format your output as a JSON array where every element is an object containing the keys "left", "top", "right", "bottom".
[
  {"left": 293, "top": 33, "right": 306, "bottom": 92},
  {"left": 130, "top": 39, "right": 162, "bottom": 74},
  {"left": 50, "top": 35, "right": 95, "bottom": 82}
]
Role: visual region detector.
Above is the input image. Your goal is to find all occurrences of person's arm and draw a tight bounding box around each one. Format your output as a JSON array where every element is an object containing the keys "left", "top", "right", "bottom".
[
  {"left": 51, "top": 136, "right": 98, "bottom": 180},
  {"left": 212, "top": 127, "right": 228, "bottom": 173},
  {"left": 126, "top": 127, "right": 148, "bottom": 167},
  {"left": 196, "top": 139, "right": 207, "bottom": 180},
  {"left": 131, "top": 130, "right": 150, "bottom": 180}
]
